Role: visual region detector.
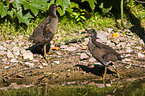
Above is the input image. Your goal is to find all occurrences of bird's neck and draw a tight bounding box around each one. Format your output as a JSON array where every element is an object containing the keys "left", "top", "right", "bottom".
[{"left": 91, "top": 35, "right": 96, "bottom": 43}]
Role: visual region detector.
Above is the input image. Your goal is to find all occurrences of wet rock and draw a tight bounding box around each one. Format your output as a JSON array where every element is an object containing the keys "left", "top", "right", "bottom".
[
  {"left": 80, "top": 53, "right": 89, "bottom": 60},
  {"left": 0, "top": 45, "right": 7, "bottom": 51},
  {"left": 7, "top": 50, "right": 14, "bottom": 58},
  {"left": 25, "top": 62, "right": 34, "bottom": 67}
]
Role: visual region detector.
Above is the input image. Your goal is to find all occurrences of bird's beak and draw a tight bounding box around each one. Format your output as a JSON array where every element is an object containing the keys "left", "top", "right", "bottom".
[
  {"left": 85, "top": 31, "right": 88, "bottom": 36},
  {"left": 57, "top": 7, "right": 59, "bottom": 9}
]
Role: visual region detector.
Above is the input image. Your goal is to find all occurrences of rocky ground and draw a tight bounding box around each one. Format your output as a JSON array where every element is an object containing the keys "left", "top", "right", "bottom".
[{"left": 0, "top": 28, "right": 145, "bottom": 89}]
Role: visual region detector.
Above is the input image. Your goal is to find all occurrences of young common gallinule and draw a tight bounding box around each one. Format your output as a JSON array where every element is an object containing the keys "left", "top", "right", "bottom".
[
  {"left": 86, "top": 29, "right": 122, "bottom": 81},
  {"left": 29, "top": 4, "right": 58, "bottom": 63}
]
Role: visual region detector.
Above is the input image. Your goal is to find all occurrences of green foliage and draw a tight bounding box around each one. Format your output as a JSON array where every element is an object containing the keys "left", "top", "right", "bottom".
[{"left": 0, "top": 0, "right": 98, "bottom": 25}]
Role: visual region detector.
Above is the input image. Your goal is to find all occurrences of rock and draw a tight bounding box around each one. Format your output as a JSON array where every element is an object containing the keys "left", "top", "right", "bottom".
[
  {"left": 65, "top": 46, "right": 77, "bottom": 51},
  {"left": 21, "top": 49, "right": 33, "bottom": 60},
  {"left": 106, "top": 28, "right": 113, "bottom": 33},
  {"left": 122, "top": 58, "right": 132, "bottom": 62},
  {"left": 80, "top": 53, "right": 89, "bottom": 60},
  {"left": 12, "top": 47, "right": 20, "bottom": 56},
  {"left": 82, "top": 38, "right": 89, "bottom": 45},
  {"left": 137, "top": 52, "right": 145, "bottom": 58},
  {"left": 0, "top": 51, "right": 6, "bottom": 55},
  {"left": 56, "top": 52, "right": 62, "bottom": 55},
  {"left": 25, "top": 62, "right": 34, "bottom": 67},
  {"left": 42, "top": 63, "right": 48, "bottom": 66},
  {"left": 54, "top": 61, "right": 60, "bottom": 64},
  {"left": 0, "top": 45, "right": 7, "bottom": 51},
  {"left": 4, "top": 66, "right": 9, "bottom": 69},
  {"left": 10, "top": 59, "right": 18, "bottom": 63},
  {"left": 2, "top": 58, "right": 7, "bottom": 62},
  {"left": 97, "top": 31, "right": 108, "bottom": 42},
  {"left": 7, "top": 50, "right": 14, "bottom": 58},
  {"left": 126, "top": 47, "right": 133, "bottom": 53},
  {"left": 60, "top": 45, "right": 68, "bottom": 49},
  {"left": 89, "top": 57, "right": 96, "bottom": 62}
]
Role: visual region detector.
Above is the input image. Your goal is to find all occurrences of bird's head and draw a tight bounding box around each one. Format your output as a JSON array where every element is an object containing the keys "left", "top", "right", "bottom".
[
  {"left": 48, "top": 4, "right": 58, "bottom": 17},
  {"left": 85, "top": 29, "right": 97, "bottom": 38}
]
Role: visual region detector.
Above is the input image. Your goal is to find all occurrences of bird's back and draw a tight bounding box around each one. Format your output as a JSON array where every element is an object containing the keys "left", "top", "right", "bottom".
[{"left": 88, "top": 39, "right": 121, "bottom": 65}]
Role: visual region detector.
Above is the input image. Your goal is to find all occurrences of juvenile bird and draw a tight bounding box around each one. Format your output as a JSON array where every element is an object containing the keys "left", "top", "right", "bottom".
[{"left": 29, "top": 4, "right": 58, "bottom": 63}]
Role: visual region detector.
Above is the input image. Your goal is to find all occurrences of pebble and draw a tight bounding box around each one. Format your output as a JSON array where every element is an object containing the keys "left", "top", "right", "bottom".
[
  {"left": 54, "top": 61, "right": 60, "bottom": 64},
  {"left": 89, "top": 57, "right": 96, "bottom": 62},
  {"left": 137, "top": 52, "right": 145, "bottom": 58},
  {"left": 21, "top": 49, "right": 33, "bottom": 60},
  {"left": 65, "top": 46, "right": 77, "bottom": 51},
  {"left": 0, "top": 51, "right": 6, "bottom": 55},
  {"left": 60, "top": 45, "right": 68, "bottom": 49},
  {"left": 10, "top": 58, "right": 19, "bottom": 63},
  {"left": 4, "top": 66, "right": 9, "bottom": 69},
  {"left": 42, "top": 63, "right": 48, "bottom": 66},
  {"left": 12, "top": 47, "right": 20, "bottom": 56},
  {"left": 25, "top": 62, "right": 34, "bottom": 67},
  {"left": 7, "top": 50, "right": 14, "bottom": 58},
  {"left": 80, "top": 53, "right": 89, "bottom": 60},
  {"left": 126, "top": 47, "right": 133, "bottom": 53},
  {"left": 0, "top": 45, "right": 7, "bottom": 51},
  {"left": 2, "top": 58, "right": 7, "bottom": 62}
]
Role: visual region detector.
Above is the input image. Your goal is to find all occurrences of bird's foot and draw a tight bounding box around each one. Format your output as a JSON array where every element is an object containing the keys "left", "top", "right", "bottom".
[{"left": 50, "top": 47, "right": 60, "bottom": 50}]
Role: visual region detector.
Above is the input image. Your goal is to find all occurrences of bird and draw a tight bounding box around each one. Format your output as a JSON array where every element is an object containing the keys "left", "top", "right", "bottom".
[
  {"left": 86, "top": 29, "right": 122, "bottom": 85},
  {"left": 29, "top": 4, "right": 58, "bottom": 63}
]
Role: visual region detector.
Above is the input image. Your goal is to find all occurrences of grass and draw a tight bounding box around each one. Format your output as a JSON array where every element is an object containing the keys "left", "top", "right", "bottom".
[{"left": 0, "top": 12, "right": 117, "bottom": 41}]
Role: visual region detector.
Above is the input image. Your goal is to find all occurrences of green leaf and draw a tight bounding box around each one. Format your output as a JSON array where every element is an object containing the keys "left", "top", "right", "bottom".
[
  {"left": 12, "top": 0, "right": 24, "bottom": 10},
  {"left": 56, "top": 0, "right": 70, "bottom": 11},
  {"left": 70, "top": 2, "right": 79, "bottom": 8},
  {"left": 82, "top": 0, "right": 97, "bottom": 10},
  {"left": 0, "top": 2, "right": 8, "bottom": 18},
  {"left": 57, "top": 7, "right": 65, "bottom": 16},
  {"left": 7, "top": 10, "right": 14, "bottom": 17},
  {"left": 16, "top": 9, "right": 32, "bottom": 25},
  {"left": 99, "top": 3, "right": 112, "bottom": 14}
]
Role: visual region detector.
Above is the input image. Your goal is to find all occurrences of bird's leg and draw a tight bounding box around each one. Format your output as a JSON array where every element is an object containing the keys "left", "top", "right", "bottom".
[
  {"left": 112, "top": 65, "right": 122, "bottom": 79},
  {"left": 43, "top": 44, "right": 49, "bottom": 63},
  {"left": 103, "top": 66, "right": 107, "bottom": 93}
]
